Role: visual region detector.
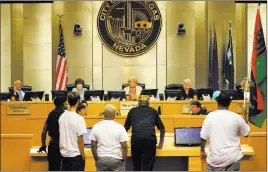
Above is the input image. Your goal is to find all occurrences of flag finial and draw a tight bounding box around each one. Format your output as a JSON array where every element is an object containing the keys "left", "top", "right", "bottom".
[
  {"left": 229, "top": 20, "right": 232, "bottom": 28},
  {"left": 57, "top": 14, "right": 64, "bottom": 25}
]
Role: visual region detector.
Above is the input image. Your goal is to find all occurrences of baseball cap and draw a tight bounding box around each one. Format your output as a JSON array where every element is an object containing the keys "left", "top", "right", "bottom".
[{"left": 212, "top": 90, "right": 221, "bottom": 100}]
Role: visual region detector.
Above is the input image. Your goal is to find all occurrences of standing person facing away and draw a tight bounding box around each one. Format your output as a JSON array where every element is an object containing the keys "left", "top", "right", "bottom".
[
  {"left": 124, "top": 99, "right": 165, "bottom": 171},
  {"left": 38, "top": 97, "right": 66, "bottom": 171},
  {"left": 59, "top": 92, "right": 87, "bottom": 171},
  {"left": 90, "top": 104, "right": 129, "bottom": 171},
  {"left": 200, "top": 93, "right": 250, "bottom": 171}
]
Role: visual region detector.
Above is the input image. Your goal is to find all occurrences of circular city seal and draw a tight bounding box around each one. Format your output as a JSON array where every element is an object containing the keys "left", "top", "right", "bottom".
[{"left": 97, "top": 1, "right": 162, "bottom": 57}]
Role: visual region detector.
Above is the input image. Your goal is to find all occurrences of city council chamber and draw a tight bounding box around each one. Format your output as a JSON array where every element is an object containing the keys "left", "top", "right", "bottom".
[{"left": 0, "top": 0, "right": 267, "bottom": 171}]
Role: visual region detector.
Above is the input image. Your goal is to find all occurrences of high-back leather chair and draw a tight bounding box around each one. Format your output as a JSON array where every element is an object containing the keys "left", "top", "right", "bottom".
[
  {"left": 122, "top": 83, "right": 145, "bottom": 90},
  {"left": 165, "top": 84, "right": 183, "bottom": 90},
  {"left": 9, "top": 85, "right": 32, "bottom": 92}
]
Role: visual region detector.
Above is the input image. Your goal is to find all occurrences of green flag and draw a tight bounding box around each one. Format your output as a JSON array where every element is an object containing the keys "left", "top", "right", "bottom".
[{"left": 248, "top": 6, "right": 267, "bottom": 128}]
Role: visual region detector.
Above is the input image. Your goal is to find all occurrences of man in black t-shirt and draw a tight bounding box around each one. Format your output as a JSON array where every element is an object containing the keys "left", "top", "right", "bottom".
[
  {"left": 124, "top": 100, "right": 165, "bottom": 171},
  {"left": 38, "top": 97, "right": 66, "bottom": 170}
]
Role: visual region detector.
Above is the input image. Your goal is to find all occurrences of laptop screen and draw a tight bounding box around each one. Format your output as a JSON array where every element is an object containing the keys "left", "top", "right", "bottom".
[
  {"left": 83, "top": 128, "right": 92, "bottom": 145},
  {"left": 174, "top": 127, "right": 201, "bottom": 145}
]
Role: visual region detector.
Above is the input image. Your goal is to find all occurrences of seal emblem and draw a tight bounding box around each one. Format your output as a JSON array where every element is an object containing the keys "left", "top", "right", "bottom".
[{"left": 97, "top": 1, "right": 162, "bottom": 57}]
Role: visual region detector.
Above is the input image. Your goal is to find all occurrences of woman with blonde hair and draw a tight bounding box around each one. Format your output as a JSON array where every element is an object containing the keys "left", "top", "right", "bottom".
[
  {"left": 124, "top": 76, "right": 142, "bottom": 100},
  {"left": 182, "top": 79, "right": 196, "bottom": 100}
]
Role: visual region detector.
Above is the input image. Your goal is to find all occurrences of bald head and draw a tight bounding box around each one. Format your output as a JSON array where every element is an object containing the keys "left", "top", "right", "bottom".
[{"left": 104, "top": 104, "right": 116, "bottom": 119}]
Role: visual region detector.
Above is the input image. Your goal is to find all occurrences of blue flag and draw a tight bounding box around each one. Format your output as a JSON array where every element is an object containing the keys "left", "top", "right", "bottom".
[
  {"left": 208, "top": 27, "right": 213, "bottom": 88},
  {"left": 209, "top": 23, "right": 219, "bottom": 91},
  {"left": 222, "top": 22, "right": 234, "bottom": 89}
]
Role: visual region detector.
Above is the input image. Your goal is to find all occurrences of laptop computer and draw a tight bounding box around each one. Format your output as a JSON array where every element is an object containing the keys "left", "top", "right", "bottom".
[
  {"left": 83, "top": 128, "right": 93, "bottom": 148},
  {"left": 174, "top": 127, "right": 201, "bottom": 146}
]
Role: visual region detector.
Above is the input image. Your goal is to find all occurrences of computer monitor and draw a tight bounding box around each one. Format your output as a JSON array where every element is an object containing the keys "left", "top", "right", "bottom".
[
  {"left": 0, "top": 92, "right": 11, "bottom": 101},
  {"left": 84, "top": 90, "right": 104, "bottom": 101},
  {"left": 23, "top": 91, "right": 44, "bottom": 101},
  {"left": 107, "top": 91, "right": 126, "bottom": 101},
  {"left": 164, "top": 89, "right": 184, "bottom": 100},
  {"left": 174, "top": 127, "right": 201, "bottom": 146},
  {"left": 140, "top": 89, "right": 158, "bottom": 97},
  {"left": 51, "top": 90, "right": 68, "bottom": 100},
  {"left": 83, "top": 128, "right": 92, "bottom": 147},
  {"left": 220, "top": 89, "right": 240, "bottom": 100},
  {"left": 196, "top": 88, "right": 213, "bottom": 100}
]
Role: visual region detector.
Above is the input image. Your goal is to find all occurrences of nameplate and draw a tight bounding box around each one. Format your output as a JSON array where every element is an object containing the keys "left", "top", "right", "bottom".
[
  {"left": 120, "top": 102, "right": 138, "bottom": 116},
  {"left": 7, "top": 103, "right": 30, "bottom": 115},
  {"left": 182, "top": 104, "right": 191, "bottom": 114}
]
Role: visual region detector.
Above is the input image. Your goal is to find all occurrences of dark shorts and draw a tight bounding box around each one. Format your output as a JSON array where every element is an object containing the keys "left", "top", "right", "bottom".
[{"left": 61, "top": 155, "right": 85, "bottom": 171}]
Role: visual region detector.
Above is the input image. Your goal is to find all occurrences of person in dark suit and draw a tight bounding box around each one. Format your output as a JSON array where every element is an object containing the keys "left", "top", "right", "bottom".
[
  {"left": 182, "top": 79, "right": 195, "bottom": 100},
  {"left": 124, "top": 99, "right": 165, "bottom": 171},
  {"left": 9, "top": 80, "right": 25, "bottom": 101},
  {"left": 38, "top": 97, "right": 66, "bottom": 171}
]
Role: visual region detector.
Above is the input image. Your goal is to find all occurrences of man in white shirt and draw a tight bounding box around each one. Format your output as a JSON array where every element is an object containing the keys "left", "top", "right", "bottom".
[
  {"left": 59, "top": 92, "right": 87, "bottom": 171},
  {"left": 200, "top": 93, "right": 250, "bottom": 171},
  {"left": 90, "top": 104, "right": 129, "bottom": 171}
]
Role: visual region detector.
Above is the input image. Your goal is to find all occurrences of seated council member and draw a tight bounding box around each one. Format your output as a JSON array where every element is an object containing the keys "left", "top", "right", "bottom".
[
  {"left": 182, "top": 79, "right": 195, "bottom": 100},
  {"left": 190, "top": 101, "right": 209, "bottom": 115},
  {"left": 72, "top": 78, "right": 87, "bottom": 100},
  {"left": 10, "top": 80, "right": 25, "bottom": 101},
  {"left": 123, "top": 76, "right": 142, "bottom": 100}
]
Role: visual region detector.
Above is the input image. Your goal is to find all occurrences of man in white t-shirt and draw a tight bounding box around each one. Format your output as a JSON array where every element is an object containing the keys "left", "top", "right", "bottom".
[
  {"left": 59, "top": 92, "right": 87, "bottom": 171},
  {"left": 200, "top": 93, "right": 250, "bottom": 171},
  {"left": 90, "top": 104, "right": 129, "bottom": 171}
]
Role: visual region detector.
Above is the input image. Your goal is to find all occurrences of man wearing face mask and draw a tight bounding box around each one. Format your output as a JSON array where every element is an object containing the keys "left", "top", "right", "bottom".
[{"left": 10, "top": 80, "right": 25, "bottom": 101}]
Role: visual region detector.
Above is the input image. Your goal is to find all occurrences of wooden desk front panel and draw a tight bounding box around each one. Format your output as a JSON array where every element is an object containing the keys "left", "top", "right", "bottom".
[{"left": 1, "top": 134, "right": 33, "bottom": 171}]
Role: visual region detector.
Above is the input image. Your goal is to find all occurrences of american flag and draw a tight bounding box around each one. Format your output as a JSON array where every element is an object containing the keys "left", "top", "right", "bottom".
[{"left": 56, "top": 25, "right": 68, "bottom": 90}]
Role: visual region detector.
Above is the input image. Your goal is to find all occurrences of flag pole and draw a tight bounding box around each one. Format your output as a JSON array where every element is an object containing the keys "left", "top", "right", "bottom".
[
  {"left": 243, "top": 38, "right": 252, "bottom": 121},
  {"left": 57, "top": 14, "right": 63, "bottom": 33}
]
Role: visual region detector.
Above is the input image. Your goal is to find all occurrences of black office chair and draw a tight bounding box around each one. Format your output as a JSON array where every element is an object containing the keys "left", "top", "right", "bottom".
[
  {"left": 9, "top": 85, "right": 32, "bottom": 92},
  {"left": 122, "top": 83, "right": 145, "bottom": 90},
  {"left": 165, "top": 84, "right": 183, "bottom": 90},
  {"left": 67, "top": 84, "right": 90, "bottom": 92}
]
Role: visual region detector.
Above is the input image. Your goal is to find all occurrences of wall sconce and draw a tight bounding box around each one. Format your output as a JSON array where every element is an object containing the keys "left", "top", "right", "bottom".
[
  {"left": 177, "top": 23, "right": 186, "bottom": 36},
  {"left": 73, "top": 24, "right": 82, "bottom": 36}
]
